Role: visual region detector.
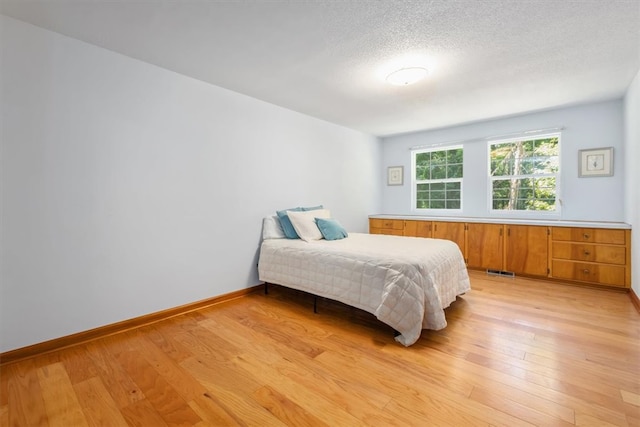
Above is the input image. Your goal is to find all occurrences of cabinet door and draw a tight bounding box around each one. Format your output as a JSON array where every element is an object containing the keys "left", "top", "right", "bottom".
[
  {"left": 432, "top": 222, "right": 465, "bottom": 255},
  {"left": 467, "top": 223, "right": 504, "bottom": 270},
  {"left": 404, "top": 220, "right": 431, "bottom": 238},
  {"left": 505, "top": 225, "right": 548, "bottom": 277}
]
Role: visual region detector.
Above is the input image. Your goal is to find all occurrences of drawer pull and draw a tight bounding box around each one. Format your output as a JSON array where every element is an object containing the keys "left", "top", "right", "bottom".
[
  {"left": 583, "top": 233, "right": 590, "bottom": 239},
  {"left": 583, "top": 269, "right": 590, "bottom": 274},
  {"left": 583, "top": 250, "right": 591, "bottom": 255}
]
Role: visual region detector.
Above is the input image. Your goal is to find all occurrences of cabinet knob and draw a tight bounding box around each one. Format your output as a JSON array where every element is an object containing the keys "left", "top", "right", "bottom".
[
  {"left": 583, "top": 269, "right": 590, "bottom": 274},
  {"left": 583, "top": 233, "right": 590, "bottom": 239},
  {"left": 584, "top": 250, "right": 591, "bottom": 256}
]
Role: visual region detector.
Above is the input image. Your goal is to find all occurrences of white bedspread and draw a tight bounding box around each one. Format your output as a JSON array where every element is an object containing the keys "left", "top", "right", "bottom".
[{"left": 258, "top": 233, "right": 470, "bottom": 346}]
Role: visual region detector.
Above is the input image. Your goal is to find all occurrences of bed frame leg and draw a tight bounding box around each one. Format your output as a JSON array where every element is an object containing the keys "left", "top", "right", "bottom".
[
  {"left": 264, "top": 282, "right": 268, "bottom": 295},
  {"left": 314, "top": 296, "right": 318, "bottom": 313}
]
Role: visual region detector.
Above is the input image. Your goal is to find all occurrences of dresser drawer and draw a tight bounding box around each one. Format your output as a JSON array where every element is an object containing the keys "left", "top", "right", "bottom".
[
  {"left": 551, "top": 260, "right": 626, "bottom": 287},
  {"left": 551, "top": 242, "right": 626, "bottom": 265},
  {"left": 370, "top": 228, "right": 404, "bottom": 236},
  {"left": 551, "top": 227, "right": 626, "bottom": 245},
  {"left": 369, "top": 219, "right": 403, "bottom": 230}
]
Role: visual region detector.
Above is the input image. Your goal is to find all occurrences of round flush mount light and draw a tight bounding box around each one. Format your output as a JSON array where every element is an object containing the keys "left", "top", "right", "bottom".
[{"left": 386, "top": 67, "right": 428, "bottom": 86}]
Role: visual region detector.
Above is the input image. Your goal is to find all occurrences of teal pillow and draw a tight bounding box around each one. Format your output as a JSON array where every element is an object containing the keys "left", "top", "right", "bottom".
[
  {"left": 276, "top": 207, "right": 303, "bottom": 239},
  {"left": 302, "top": 205, "right": 323, "bottom": 211},
  {"left": 316, "top": 218, "right": 348, "bottom": 241}
]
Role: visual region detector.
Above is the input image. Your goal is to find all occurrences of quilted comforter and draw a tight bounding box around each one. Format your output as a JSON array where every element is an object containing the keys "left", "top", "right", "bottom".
[{"left": 258, "top": 232, "right": 470, "bottom": 346}]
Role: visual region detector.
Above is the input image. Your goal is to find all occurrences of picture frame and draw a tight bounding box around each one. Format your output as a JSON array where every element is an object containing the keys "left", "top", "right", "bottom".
[
  {"left": 578, "top": 147, "right": 613, "bottom": 177},
  {"left": 387, "top": 166, "right": 404, "bottom": 186}
]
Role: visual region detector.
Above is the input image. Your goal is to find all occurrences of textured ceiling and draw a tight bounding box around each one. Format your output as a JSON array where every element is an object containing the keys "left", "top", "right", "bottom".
[{"left": 1, "top": 1, "right": 639, "bottom": 136}]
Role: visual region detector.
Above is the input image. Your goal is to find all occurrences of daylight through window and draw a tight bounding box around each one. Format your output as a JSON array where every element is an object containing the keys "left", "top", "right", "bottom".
[
  {"left": 413, "top": 146, "right": 463, "bottom": 210},
  {"left": 489, "top": 134, "right": 560, "bottom": 212}
]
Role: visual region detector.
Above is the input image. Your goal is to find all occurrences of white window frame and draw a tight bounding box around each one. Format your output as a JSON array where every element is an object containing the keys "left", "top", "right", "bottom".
[
  {"left": 487, "top": 132, "right": 561, "bottom": 217},
  {"left": 411, "top": 145, "right": 463, "bottom": 212}
]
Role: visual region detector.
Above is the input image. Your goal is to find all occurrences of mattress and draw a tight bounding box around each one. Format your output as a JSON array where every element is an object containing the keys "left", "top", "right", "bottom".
[{"left": 258, "top": 232, "right": 471, "bottom": 346}]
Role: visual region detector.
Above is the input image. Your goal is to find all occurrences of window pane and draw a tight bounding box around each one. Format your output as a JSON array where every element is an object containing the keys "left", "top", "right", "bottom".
[
  {"left": 446, "top": 200, "right": 460, "bottom": 209},
  {"left": 416, "top": 165, "right": 429, "bottom": 180},
  {"left": 446, "top": 190, "right": 460, "bottom": 200},
  {"left": 493, "top": 199, "right": 508, "bottom": 210},
  {"left": 415, "top": 152, "right": 430, "bottom": 166},
  {"left": 447, "top": 148, "right": 463, "bottom": 163},
  {"left": 431, "top": 165, "right": 446, "bottom": 179},
  {"left": 431, "top": 151, "right": 446, "bottom": 165},
  {"left": 520, "top": 159, "right": 535, "bottom": 175},
  {"left": 431, "top": 182, "right": 445, "bottom": 191},
  {"left": 431, "top": 190, "right": 445, "bottom": 200},
  {"left": 447, "top": 164, "right": 463, "bottom": 178},
  {"left": 493, "top": 188, "right": 509, "bottom": 199},
  {"left": 445, "top": 182, "right": 460, "bottom": 190}
]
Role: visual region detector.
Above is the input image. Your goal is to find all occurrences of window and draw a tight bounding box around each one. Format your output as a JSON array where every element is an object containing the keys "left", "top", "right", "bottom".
[
  {"left": 412, "top": 146, "right": 463, "bottom": 210},
  {"left": 489, "top": 133, "right": 559, "bottom": 212}
]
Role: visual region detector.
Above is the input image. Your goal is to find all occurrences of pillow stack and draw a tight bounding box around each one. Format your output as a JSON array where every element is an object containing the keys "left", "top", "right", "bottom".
[
  {"left": 275, "top": 206, "right": 348, "bottom": 242},
  {"left": 275, "top": 205, "right": 322, "bottom": 239}
]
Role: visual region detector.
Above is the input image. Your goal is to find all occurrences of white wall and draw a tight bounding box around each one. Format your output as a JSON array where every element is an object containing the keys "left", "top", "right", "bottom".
[
  {"left": 0, "top": 16, "right": 381, "bottom": 353},
  {"left": 624, "top": 69, "right": 640, "bottom": 296},
  {"left": 380, "top": 101, "right": 626, "bottom": 222}
]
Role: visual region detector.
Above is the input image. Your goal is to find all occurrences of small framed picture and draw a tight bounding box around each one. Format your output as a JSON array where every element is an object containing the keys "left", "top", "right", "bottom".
[
  {"left": 579, "top": 147, "right": 613, "bottom": 177},
  {"left": 387, "top": 166, "right": 404, "bottom": 186}
]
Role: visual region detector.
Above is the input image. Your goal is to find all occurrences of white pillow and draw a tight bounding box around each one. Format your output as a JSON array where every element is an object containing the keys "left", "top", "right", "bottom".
[
  {"left": 262, "top": 215, "right": 286, "bottom": 240},
  {"left": 287, "top": 209, "right": 331, "bottom": 242}
]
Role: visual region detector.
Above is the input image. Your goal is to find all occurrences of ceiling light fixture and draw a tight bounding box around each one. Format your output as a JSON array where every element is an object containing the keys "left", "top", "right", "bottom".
[{"left": 386, "top": 67, "right": 428, "bottom": 86}]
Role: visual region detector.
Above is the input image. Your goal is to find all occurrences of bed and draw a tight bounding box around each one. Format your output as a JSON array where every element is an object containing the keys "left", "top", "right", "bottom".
[{"left": 257, "top": 215, "right": 470, "bottom": 346}]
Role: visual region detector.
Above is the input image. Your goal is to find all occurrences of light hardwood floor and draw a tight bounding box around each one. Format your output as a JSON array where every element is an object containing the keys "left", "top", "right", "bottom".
[{"left": 1, "top": 270, "right": 639, "bottom": 426}]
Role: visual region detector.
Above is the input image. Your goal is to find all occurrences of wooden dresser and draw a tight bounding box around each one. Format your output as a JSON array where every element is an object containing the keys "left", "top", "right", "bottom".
[
  {"left": 550, "top": 227, "right": 630, "bottom": 288},
  {"left": 369, "top": 217, "right": 631, "bottom": 289}
]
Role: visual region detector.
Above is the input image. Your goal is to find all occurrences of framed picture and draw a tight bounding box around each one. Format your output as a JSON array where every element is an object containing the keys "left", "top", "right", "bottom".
[
  {"left": 579, "top": 147, "right": 613, "bottom": 177},
  {"left": 387, "top": 166, "right": 404, "bottom": 185}
]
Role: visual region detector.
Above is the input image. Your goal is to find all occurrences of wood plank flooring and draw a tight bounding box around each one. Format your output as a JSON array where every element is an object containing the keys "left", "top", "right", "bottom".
[{"left": 1, "top": 270, "right": 639, "bottom": 426}]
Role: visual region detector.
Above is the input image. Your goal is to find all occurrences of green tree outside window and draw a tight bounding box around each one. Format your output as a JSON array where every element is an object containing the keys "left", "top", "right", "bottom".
[
  {"left": 414, "top": 147, "right": 463, "bottom": 210},
  {"left": 489, "top": 135, "right": 559, "bottom": 211}
]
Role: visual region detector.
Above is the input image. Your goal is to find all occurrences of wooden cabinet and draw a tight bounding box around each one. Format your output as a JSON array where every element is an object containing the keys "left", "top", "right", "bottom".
[
  {"left": 466, "top": 223, "right": 504, "bottom": 271},
  {"left": 404, "top": 220, "right": 431, "bottom": 238},
  {"left": 368, "top": 218, "right": 630, "bottom": 289},
  {"left": 432, "top": 221, "right": 465, "bottom": 254},
  {"left": 505, "top": 225, "right": 549, "bottom": 277},
  {"left": 550, "top": 227, "right": 630, "bottom": 288},
  {"left": 369, "top": 218, "right": 404, "bottom": 236}
]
